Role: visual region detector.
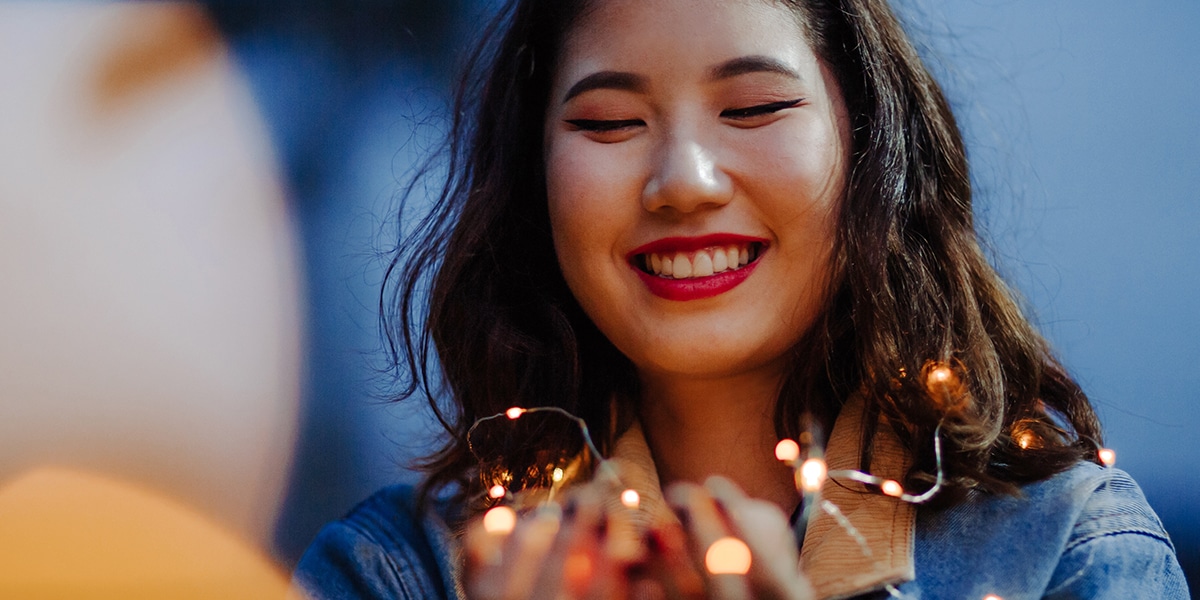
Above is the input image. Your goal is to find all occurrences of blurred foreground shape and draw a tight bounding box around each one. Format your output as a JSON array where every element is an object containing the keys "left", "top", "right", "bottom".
[
  {"left": 0, "top": 0, "right": 301, "bottom": 562},
  {"left": 0, "top": 467, "right": 289, "bottom": 599}
]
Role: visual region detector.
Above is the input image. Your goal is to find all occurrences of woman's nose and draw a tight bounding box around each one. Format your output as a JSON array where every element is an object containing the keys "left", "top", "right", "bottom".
[{"left": 641, "top": 133, "right": 732, "bottom": 215}]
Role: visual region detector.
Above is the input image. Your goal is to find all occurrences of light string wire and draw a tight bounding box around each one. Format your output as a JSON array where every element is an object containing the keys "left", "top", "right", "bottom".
[
  {"left": 467, "top": 384, "right": 1120, "bottom": 600},
  {"left": 824, "top": 421, "right": 944, "bottom": 504},
  {"left": 466, "top": 405, "right": 622, "bottom": 502}
]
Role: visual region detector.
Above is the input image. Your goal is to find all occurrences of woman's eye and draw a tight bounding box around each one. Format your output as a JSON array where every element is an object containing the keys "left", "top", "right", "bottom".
[
  {"left": 720, "top": 97, "right": 805, "bottom": 121},
  {"left": 565, "top": 118, "right": 644, "bottom": 133}
]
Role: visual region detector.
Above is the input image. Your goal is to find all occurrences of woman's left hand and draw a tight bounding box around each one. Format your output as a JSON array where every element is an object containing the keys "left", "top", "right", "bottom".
[{"left": 659, "top": 476, "right": 815, "bottom": 600}]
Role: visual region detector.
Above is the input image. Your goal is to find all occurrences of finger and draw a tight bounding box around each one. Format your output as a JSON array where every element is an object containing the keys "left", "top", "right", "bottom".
[
  {"left": 463, "top": 508, "right": 516, "bottom": 600},
  {"left": 529, "top": 487, "right": 608, "bottom": 600},
  {"left": 704, "top": 477, "right": 814, "bottom": 600},
  {"left": 463, "top": 503, "right": 566, "bottom": 600},
  {"left": 645, "top": 524, "right": 706, "bottom": 599},
  {"left": 499, "top": 505, "right": 564, "bottom": 599},
  {"left": 665, "top": 482, "right": 752, "bottom": 600}
]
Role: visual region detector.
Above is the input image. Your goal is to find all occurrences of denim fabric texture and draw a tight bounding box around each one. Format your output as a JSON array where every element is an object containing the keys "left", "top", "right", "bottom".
[{"left": 292, "top": 463, "right": 1188, "bottom": 599}]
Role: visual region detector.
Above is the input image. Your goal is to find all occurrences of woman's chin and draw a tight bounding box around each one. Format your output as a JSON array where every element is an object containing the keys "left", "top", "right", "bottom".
[{"left": 627, "top": 341, "right": 791, "bottom": 384}]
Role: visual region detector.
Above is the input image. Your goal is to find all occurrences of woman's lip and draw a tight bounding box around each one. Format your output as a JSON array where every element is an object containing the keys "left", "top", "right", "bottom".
[
  {"left": 633, "top": 257, "right": 762, "bottom": 301},
  {"left": 626, "top": 233, "right": 769, "bottom": 258}
]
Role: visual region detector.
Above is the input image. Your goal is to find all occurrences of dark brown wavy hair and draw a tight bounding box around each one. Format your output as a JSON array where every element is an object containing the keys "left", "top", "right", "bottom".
[{"left": 382, "top": 0, "right": 1103, "bottom": 513}]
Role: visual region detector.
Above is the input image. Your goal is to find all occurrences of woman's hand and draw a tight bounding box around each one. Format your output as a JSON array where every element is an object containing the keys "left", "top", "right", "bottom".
[
  {"left": 660, "top": 477, "right": 815, "bottom": 600},
  {"left": 463, "top": 485, "right": 642, "bottom": 600}
]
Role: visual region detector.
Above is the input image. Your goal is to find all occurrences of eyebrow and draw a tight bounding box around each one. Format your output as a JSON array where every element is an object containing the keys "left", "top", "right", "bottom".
[
  {"left": 560, "top": 55, "right": 801, "bottom": 104},
  {"left": 708, "top": 55, "right": 801, "bottom": 81},
  {"left": 562, "top": 71, "right": 648, "bottom": 103}
]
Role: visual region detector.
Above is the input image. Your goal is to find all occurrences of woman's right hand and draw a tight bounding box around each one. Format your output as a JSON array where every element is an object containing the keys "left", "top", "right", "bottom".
[{"left": 463, "top": 485, "right": 643, "bottom": 600}]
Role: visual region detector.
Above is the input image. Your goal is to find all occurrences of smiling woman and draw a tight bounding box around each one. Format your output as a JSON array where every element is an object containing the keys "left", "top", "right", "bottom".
[{"left": 291, "top": 0, "right": 1189, "bottom": 598}]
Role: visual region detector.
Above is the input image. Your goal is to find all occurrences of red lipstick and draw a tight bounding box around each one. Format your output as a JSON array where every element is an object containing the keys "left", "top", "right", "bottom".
[{"left": 627, "top": 234, "right": 767, "bottom": 301}]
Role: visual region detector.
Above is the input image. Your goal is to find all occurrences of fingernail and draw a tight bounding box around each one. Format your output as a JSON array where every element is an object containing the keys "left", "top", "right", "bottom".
[
  {"left": 625, "top": 561, "right": 650, "bottom": 579},
  {"left": 535, "top": 502, "right": 563, "bottom": 521},
  {"left": 673, "top": 506, "right": 690, "bottom": 527},
  {"left": 645, "top": 530, "right": 663, "bottom": 552}
]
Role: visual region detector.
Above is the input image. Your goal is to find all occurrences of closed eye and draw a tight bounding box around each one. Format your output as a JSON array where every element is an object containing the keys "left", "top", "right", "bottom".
[
  {"left": 565, "top": 118, "right": 645, "bottom": 132},
  {"left": 720, "top": 98, "right": 805, "bottom": 120}
]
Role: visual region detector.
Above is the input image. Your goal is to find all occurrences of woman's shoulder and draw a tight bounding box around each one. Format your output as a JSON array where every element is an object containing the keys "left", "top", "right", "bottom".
[
  {"left": 291, "top": 484, "right": 463, "bottom": 600},
  {"left": 910, "top": 461, "right": 1188, "bottom": 598}
]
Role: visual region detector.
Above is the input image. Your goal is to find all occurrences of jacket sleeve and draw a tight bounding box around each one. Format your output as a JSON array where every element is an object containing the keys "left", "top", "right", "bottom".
[
  {"left": 1043, "top": 469, "right": 1190, "bottom": 599},
  {"left": 291, "top": 520, "right": 418, "bottom": 600},
  {"left": 290, "top": 486, "right": 458, "bottom": 600}
]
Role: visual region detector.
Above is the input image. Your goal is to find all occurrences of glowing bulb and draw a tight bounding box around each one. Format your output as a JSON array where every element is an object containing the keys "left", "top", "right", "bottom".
[
  {"left": 775, "top": 439, "right": 800, "bottom": 462},
  {"left": 505, "top": 407, "right": 525, "bottom": 420},
  {"left": 704, "top": 537, "right": 752, "bottom": 575},
  {"left": 552, "top": 467, "right": 564, "bottom": 482},
  {"left": 483, "top": 506, "right": 517, "bottom": 535},
  {"left": 620, "top": 489, "right": 640, "bottom": 509},
  {"left": 922, "top": 360, "right": 968, "bottom": 414},
  {"left": 564, "top": 552, "right": 593, "bottom": 585},
  {"left": 928, "top": 366, "right": 953, "bottom": 384},
  {"left": 881, "top": 480, "right": 903, "bottom": 497},
  {"left": 1016, "top": 430, "right": 1035, "bottom": 450},
  {"left": 488, "top": 484, "right": 506, "bottom": 499},
  {"left": 800, "top": 457, "right": 827, "bottom": 492},
  {"left": 1098, "top": 448, "right": 1116, "bottom": 467}
]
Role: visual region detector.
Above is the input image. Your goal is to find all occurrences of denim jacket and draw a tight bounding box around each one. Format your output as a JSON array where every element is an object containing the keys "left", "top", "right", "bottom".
[{"left": 293, "top": 399, "right": 1188, "bottom": 599}]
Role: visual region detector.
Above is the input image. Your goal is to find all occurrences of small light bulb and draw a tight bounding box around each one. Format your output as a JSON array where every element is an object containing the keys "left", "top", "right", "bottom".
[
  {"left": 564, "top": 552, "right": 593, "bottom": 586},
  {"left": 505, "top": 407, "right": 525, "bottom": 420},
  {"left": 488, "top": 484, "right": 506, "bottom": 499},
  {"left": 1016, "top": 430, "right": 1034, "bottom": 449},
  {"left": 1098, "top": 448, "right": 1116, "bottom": 467},
  {"left": 928, "top": 365, "right": 953, "bottom": 385},
  {"left": 800, "top": 457, "right": 827, "bottom": 493},
  {"left": 881, "top": 480, "right": 903, "bottom": 497},
  {"left": 705, "top": 537, "right": 752, "bottom": 575},
  {"left": 552, "top": 467, "right": 564, "bottom": 482},
  {"left": 483, "top": 506, "right": 517, "bottom": 535},
  {"left": 775, "top": 439, "right": 801, "bottom": 462},
  {"left": 620, "top": 489, "right": 640, "bottom": 509}
]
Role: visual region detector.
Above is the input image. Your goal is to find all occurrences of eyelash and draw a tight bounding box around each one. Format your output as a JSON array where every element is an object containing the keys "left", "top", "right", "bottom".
[
  {"left": 720, "top": 97, "right": 804, "bottom": 119},
  {"left": 565, "top": 97, "right": 805, "bottom": 132}
]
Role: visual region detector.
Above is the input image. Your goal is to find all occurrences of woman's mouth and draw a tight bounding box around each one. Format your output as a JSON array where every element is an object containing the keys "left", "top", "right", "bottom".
[
  {"left": 635, "top": 242, "right": 763, "bottom": 279},
  {"left": 627, "top": 236, "right": 768, "bottom": 301}
]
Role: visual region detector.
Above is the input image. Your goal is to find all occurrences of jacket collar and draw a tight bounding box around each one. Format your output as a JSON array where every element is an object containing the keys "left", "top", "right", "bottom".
[{"left": 605, "top": 395, "right": 915, "bottom": 600}]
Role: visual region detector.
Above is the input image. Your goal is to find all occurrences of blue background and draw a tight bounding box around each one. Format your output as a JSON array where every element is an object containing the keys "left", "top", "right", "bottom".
[{"left": 206, "top": 0, "right": 1199, "bottom": 591}]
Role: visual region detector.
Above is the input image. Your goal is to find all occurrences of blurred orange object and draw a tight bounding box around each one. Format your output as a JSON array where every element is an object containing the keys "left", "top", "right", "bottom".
[{"left": 0, "top": 467, "right": 289, "bottom": 599}]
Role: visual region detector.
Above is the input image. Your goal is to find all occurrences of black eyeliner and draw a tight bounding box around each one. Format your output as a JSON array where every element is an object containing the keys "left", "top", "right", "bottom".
[
  {"left": 565, "top": 118, "right": 644, "bottom": 132},
  {"left": 721, "top": 97, "right": 805, "bottom": 119}
]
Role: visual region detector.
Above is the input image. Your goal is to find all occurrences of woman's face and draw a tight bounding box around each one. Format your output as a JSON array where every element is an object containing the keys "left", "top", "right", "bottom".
[{"left": 544, "top": 0, "right": 850, "bottom": 383}]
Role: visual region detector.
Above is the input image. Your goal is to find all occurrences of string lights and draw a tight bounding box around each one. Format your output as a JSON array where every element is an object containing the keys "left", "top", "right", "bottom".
[
  {"left": 705, "top": 537, "right": 753, "bottom": 575},
  {"left": 467, "top": 359, "right": 1124, "bottom": 597}
]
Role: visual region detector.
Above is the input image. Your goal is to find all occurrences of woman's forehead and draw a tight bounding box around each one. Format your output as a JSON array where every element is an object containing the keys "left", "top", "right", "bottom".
[{"left": 553, "top": 0, "right": 813, "bottom": 91}]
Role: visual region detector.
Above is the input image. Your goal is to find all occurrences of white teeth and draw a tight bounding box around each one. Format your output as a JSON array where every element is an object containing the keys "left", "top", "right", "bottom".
[
  {"left": 672, "top": 254, "right": 693, "bottom": 279},
  {"left": 643, "top": 244, "right": 759, "bottom": 279},
  {"left": 693, "top": 252, "right": 714, "bottom": 277},
  {"left": 711, "top": 248, "right": 728, "bottom": 272}
]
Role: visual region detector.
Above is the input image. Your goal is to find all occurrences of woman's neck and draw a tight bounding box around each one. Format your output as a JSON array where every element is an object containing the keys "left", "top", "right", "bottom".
[{"left": 636, "top": 364, "right": 800, "bottom": 515}]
